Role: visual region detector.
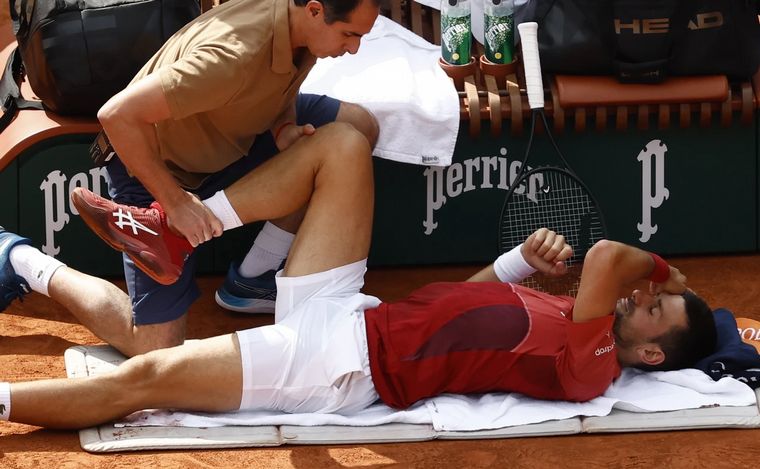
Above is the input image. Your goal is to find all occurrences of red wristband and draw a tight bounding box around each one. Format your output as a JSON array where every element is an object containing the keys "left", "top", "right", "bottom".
[
  {"left": 648, "top": 252, "right": 670, "bottom": 283},
  {"left": 273, "top": 121, "right": 295, "bottom": 141}
]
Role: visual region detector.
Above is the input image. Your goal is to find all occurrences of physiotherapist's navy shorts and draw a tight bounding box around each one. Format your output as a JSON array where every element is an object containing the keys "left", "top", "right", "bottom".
[{"left": 105, "top": 93, "right": 342, "bottom": 325}]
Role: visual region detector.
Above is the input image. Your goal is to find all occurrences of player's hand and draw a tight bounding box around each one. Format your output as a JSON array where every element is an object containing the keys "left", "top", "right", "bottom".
[
  {"left": 649, "top": 265, "right": 687, "bottom": 296},
  {"left": 163, "top": 191, "right": 223, "bottom": 247},
  {"left": 275, "top": 123, "right": 316, "bottom": 151},
  {"left": 521, "top": 228, "right": 573, "bottom": 276}
]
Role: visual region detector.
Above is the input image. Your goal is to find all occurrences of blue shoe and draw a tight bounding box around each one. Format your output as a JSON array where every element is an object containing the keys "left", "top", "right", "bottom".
[
  {"left": 215, "top": 262, "right": 277, "bottom": 314},
  {"left": 0, "top": 226, "right": 32, "bottom": 312}
]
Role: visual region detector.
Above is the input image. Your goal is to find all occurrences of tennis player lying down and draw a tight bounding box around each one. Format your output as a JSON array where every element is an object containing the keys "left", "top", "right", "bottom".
[{"left": 0, "top": 124, "right": 716, "bottom": 427}]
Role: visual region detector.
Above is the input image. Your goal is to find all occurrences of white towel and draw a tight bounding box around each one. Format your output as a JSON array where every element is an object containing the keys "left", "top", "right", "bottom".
[
  {"left": 428, "top": 368, "right": 756, "bottom": 431},
  {"left": 119, "top": 368, "right": 756, "bottom": 432},
  {"left": 300, "top": 16, "right": 460, "bottom": 167}
]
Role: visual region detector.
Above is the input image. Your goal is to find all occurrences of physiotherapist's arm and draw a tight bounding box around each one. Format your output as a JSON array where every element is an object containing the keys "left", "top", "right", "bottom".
[
  {"left": 272, "top": 100, "right": 315, "bottom": 152},
  {"left": 97, "top": 74, "right": 222, "bottom": 247}
]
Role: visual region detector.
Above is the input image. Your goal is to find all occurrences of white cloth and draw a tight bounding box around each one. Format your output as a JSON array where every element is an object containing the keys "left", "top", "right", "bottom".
[
  {"left": 300, "top": 16, "right": 459, "bottom": 167},
  {"left": 119, "top": 368, "right": 756, "bottom": 432},
  {"left": 427, "top": 368, "right": 756, "bottom": 431}
]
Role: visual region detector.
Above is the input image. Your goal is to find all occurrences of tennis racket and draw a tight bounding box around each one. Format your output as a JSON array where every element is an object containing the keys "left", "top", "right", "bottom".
[{"left": 498, "top": 22, "right": 607, "bottom": 297}]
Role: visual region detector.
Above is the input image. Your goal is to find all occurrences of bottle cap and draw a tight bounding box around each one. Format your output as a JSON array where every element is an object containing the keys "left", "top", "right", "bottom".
[{"left": 448, "top": 0, "right": 457, "bottom": 6}]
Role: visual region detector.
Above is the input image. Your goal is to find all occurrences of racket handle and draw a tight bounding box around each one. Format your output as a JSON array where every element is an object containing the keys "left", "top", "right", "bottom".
[{"left": 518, "top": 22, "right": 544, "bottom": 110}]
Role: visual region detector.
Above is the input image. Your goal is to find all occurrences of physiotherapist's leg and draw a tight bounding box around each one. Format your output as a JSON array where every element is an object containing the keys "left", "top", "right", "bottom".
[{"left": 0, "top": 226, "right": 185, "bottom": 358}]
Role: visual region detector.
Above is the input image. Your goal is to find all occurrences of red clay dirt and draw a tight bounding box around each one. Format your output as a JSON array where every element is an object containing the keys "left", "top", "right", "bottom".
[{"left": 3, "top": 9, "right": 760, "bottom": 469}]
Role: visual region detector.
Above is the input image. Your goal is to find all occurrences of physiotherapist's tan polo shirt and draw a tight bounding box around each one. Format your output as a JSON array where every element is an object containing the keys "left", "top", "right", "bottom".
[{"left": 130, "top": 0, "right": 317, "bottom": 189}]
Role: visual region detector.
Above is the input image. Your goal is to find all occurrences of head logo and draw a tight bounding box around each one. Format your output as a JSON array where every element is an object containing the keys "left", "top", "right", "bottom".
[{"left": 614, "top": 12, "right": 723, "bottom": 34}]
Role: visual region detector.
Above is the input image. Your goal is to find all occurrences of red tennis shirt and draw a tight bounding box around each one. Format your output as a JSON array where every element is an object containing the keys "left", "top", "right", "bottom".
[{"left": 363, "top": 281, "right": 621, "bottom": 409}]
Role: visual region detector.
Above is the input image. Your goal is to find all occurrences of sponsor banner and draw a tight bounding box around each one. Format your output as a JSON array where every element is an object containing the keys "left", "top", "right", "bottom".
[
  {"left": 370, "top": 122, "right": 756, "bottom": 265},
  {"left": 0, "top": 118, "right": 756, "bottom": 273}
]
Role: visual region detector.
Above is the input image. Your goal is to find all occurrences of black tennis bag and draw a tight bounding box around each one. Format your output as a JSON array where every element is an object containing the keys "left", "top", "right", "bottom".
[
  {"left": 515, "top": 0, "right": 760, "bottom": 83},
  {"left": 2, "top": 0, "right": 200, "bottom": 122}
]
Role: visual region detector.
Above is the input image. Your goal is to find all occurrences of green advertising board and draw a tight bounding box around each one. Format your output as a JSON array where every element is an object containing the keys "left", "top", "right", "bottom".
[
  {"left": 0, "top": 113, "right": 756, "bottom": 277},
  {"left": 370, "top": 115, "right": 757, "bottom": 266}
]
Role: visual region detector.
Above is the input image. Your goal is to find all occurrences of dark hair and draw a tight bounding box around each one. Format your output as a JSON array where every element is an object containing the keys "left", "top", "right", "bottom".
[
  {"left": 635, "top": 290, "right": 717, "bottom": 372},
  {"left": 294, "top": 0, "right": 385, "bottom": 24}
]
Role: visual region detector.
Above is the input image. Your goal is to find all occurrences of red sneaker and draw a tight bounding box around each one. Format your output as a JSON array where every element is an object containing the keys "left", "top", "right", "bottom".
[{"left": 70, "top": 188, "right": 193, "bottom": 285}]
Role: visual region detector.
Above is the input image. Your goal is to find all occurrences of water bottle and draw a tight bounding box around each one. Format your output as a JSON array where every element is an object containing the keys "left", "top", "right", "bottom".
[
  {"left": 483, "top": 0, "right": 514, "bottom": 64},
  {"left": 440, "top": 0, "right": 472, "bottom": 65}
]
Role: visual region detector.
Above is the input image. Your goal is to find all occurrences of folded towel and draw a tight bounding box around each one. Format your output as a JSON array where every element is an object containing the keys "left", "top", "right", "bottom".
[
  {"left": 300, "top": 16, "right": 460, "bottom": 167},
  {"left": 120, "top": 368, "right": 756, "bottom": 432},
  {"left": 695, "top": 308, "right": 760, "bottom": 389}
]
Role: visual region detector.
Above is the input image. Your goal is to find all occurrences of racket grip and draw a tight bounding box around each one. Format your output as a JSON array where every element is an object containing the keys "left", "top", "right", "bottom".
[{"left": 518, "top": 22, "right": 544, "bottom": 110}]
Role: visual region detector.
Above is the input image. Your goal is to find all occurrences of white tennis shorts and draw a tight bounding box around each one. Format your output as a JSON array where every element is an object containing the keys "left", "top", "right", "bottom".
[{"left": 236, "top": 259, "right": 382, "bottom": 414}]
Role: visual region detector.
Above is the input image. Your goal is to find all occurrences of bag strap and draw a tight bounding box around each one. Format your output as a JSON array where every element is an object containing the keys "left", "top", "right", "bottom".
[{"left": 0, "top": 47, "right": 44, "bottom": 133}]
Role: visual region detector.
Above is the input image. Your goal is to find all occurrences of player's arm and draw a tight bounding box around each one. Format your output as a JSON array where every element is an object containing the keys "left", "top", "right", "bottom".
[
  {"left": 98, "top": 74, "right": 222, "bottom": 247},
  {"left": 572, "top": 240, "right": 687, "bottom": 322},
  {"left": 467, "top": 228, "right": 573, "bottom": 283}
]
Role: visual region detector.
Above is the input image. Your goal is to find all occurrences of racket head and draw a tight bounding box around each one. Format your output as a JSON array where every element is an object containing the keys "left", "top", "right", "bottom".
[{"left": 498, "top": 166, "right": 607, "bottom": 297}]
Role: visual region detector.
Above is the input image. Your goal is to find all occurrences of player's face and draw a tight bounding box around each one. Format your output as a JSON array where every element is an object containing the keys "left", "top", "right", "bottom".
[
  {"left": 613, "top": 290, "right": 688, "bottom": 346},
  {"left": 305, "top": 0, "right": 378, "bottom": 58}
]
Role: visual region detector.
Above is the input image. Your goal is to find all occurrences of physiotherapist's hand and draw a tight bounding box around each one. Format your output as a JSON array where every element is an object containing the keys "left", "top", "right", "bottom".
[
  {"left": 649, "top": 265, "right": 688, "bottom": 296},
  {"left": 521, "top": 228, "right": 574, "bottom": 276},
  {"left": 275, "top": 123, "right": 316, "bottom": 152},
  {"left": 164, "top": 191, "right": 223, "bottom": 247}
]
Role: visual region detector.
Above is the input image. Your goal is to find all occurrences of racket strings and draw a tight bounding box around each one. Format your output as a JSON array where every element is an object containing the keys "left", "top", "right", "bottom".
[{"left": 499, "top": 169, "right": 605, "bottom": 296}]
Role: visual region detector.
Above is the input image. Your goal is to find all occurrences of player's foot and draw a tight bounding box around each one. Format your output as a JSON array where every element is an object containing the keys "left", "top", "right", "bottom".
[
  {"left": 70, "top": 188, "right": 193, "bottom": 285},
  {"left": 215, "top": 262, "right": 278, "bottom": 314},
  {"left": 0, "top": 226, "right": 32, "bottom": 312}
]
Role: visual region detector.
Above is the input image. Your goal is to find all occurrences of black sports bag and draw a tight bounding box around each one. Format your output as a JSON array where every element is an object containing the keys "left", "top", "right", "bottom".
[
  {"left": 2, "top": 0, "right": 200, "bottom": 123},
  {"left": 515, "top": 0, "right": 760, "bottom": 83}
]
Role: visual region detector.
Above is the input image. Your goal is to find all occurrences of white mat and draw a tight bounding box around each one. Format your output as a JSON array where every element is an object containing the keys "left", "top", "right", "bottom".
[
  {"left": 65, "top": 345, "right": 760, "bottom": 453},
  {"left": 300, "top": 16, "right": 460, "bottom": 167}
]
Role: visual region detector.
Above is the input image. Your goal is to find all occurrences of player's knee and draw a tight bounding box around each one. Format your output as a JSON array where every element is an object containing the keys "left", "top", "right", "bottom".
[
  {"left": 113, "top": 352, "right": 165, "bottom": 394},
  {"left": 318, "top": 122, "right": 372, "bottom": 163},
  {"left": 338, "top": 102, "right": 379, "bottom": 148}
]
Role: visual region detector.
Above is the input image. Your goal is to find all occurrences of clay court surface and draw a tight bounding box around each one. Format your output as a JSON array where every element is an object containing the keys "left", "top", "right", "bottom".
[{"left": 3, "top": 9, "right": 760, "bottom": 469}]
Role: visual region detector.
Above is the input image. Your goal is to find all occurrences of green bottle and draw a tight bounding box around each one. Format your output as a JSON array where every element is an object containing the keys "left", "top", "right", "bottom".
[
  {"left": 441, "top": 0, "right": 472, "bottom": 65},
  {"left": 484, "top": 0, "right": 514, "bottom": 64}
]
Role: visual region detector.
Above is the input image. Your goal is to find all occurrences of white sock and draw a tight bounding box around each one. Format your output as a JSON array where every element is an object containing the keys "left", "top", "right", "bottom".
[
  {"left": 9, "top": 245, "right": 65, "bottom": 297},
  {"left": 202, "top": 190, "right": 242, "bottom": 231},
  {"left": 0, "top": 382, "right": 10, "bottom": 421},
  {"left": 238, "top": 222, "right": 294, "bottom": 278},
  {"left": 493, "top": 244, "right": 537, "bottom": 283}
]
